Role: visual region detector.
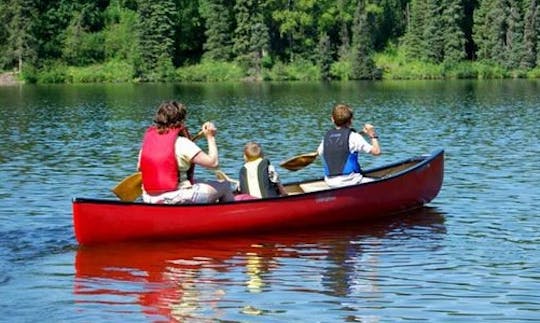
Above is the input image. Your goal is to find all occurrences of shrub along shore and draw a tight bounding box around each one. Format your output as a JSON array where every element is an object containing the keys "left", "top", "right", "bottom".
[
  {"left": 6, "top": 53, "right": 540, "bottom": 85},
  {"left": 18, "top": 58, "right": 540, "bottom": 85}
]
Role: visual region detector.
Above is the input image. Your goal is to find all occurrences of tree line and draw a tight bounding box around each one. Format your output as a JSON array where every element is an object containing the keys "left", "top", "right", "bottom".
[{"left": 1, "top": 0, "right": 540, "bottom": 83}]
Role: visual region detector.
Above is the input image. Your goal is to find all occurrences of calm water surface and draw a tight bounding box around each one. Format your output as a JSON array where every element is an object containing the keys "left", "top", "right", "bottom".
[{"left": 0, "top": 81, "right": 539, "bottom": 322}]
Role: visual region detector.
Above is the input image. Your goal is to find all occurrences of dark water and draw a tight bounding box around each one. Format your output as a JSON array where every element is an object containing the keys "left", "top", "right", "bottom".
[{"left": 1, "top": 81, "right": 539, "bottom": 321}]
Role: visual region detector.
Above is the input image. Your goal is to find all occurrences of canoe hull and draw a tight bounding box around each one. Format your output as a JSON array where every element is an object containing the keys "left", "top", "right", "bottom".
[{"left": 73, "top": 149, "right": 444, "bottom": 245}]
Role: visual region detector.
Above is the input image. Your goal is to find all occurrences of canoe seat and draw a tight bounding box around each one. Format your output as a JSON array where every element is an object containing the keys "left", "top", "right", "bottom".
[{"left": 299, "top": 181, "right": 329, "bottom": 193}]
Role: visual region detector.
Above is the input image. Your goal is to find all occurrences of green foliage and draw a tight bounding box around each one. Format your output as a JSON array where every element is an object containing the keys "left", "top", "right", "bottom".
[
  {"left": 330, "top": 60, "right": 352, "bottom": 80},
  {"left": 176, "top": 60, "right": 244, "bottom": 82},
  {"left": 2, "top": 0, "right": 38, "bottom": 71},
  {"left": 271, "top": 0, "right": 318, "bottom": 61},
  {"left": 317, "top": 32, "right": 333, "bottom": 80},
  {"left": 402, "top": 0, "right": 428, "bottom": 61},
  {"left": 521, "top": 0, "right": 539, "bottom": 69},
  {"left": 201, "top": 0, "right": 234, "bottom": 61},
  {"left": 66, "top": 60, "right": 135, "bottom": 83},
  {"left": 10, "top": 0, "right": 540, "bottom": 83},
  {"left": 350, "top": 0, "right": 379, "bottom": 80},
  {"left": 103, "top": 1, "right": 139, "bottom": 62},
  {"left": 527, "top": 66, "right": 540, "bottom": 78},
  {"left": 137, "top": 0, "right": 177, "bottom": 81},
  {"left": 36, "top": 61, "right": 68, "bottom": 83},
  {"left": 471, "top": 62, "right": 510, "bottom": 79},
  {"left": 442, "top": 0, "right": 466, "bottom": 65},
  {"left": 233, "top": 0, "right": 270, "bottom": 79},
  {"left": 264, "top": 59, "right": 320, "bottom": 81}
]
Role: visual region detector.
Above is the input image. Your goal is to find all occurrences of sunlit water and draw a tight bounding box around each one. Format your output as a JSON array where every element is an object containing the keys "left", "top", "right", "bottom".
[{"left": 1, "top": 81, "right": 539, "bottom": 321}]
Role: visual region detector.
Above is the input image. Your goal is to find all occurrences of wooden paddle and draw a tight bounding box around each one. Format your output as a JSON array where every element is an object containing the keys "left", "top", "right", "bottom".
[
  {"left": 215, "top": 169, "right": 240, "bottom": 187},
  {"left": 111, "top": 130, "right": 204, "bottom": 201},
  {"left": 279, "top": 151, "right": 318, "bottom": 171},
  {"left": 280, "top": 130, "right": 370, "bottom": 171}
]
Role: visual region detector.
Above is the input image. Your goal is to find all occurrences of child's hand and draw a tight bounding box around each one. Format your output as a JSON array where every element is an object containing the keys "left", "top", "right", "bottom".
[{"left": 363, "top": 124, "right": 377, "bottom": 138}]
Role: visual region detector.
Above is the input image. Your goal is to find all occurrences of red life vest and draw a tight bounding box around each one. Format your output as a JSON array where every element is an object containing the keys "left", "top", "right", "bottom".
[{"left": 140, "top": 127, "right": 181, "bottom": 195}]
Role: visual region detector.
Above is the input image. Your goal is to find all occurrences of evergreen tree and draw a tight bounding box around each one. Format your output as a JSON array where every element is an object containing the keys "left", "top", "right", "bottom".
[
  {"left": 317, "top": 32, "right": 333, "bottom": 80},
  {"left": 338, "top": 20, "right": 351, "bottom": 61},
  {"left": 2, "top": 0, "right": 37, "bottom": 72},
  {"left": 201, "top": 0, "right": 234, "bottom": 61},
  {"left": 175, "top": 0, "right": 205, "bottom": 66},
  {"left": 233, "top": 0, "right": 270, "bottom": 78},
  {"left": 521, "top": 0, "right": 538, "bottom": 69},
  {"left": 33, "top": 0, "right": 73, "bottom": 64},
  {"left": 423, "top": 0, "right": 444, "bottom": 63},
  {"left": 333, "top": 0, "right": 353, "bottom": 61},
  {"left": 402, "top": 0, "right": 428, "bottom": 61},
  {"left": 351, "top": 0, "right": 378, "bottom": 79},
  {"left": 442, "top": 0, "right": 466, "bottom": 65},
  {"left": 136, "top": 0, "right": 177, "bottom": 81},
  {"left": 505, "top": 0, "right": 524, "bottom": 69},
  {"left": 376, "top": 0, "right": 408, "bottom": 50},
  {"left": 474, "top": 0, "right": 525, "bottom": 68}
]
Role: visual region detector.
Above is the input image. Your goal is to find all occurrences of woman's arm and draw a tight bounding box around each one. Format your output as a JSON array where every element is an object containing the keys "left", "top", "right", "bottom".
[{"left": 191, "top": 122, "right": 219, "bottom": 168}]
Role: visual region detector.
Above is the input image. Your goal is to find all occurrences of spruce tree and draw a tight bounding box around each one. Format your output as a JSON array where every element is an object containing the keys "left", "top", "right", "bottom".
[
  {"left": 505, "top": 0, "right": 524, "bottom": 69},
  {"left": 336, "top": 0, "right": 353, "bottom": 61},
  {"left": 2, "top": 0, "right": 37, "bottom": 72},
  {"left": 201, "top": 0, "right": 234, "bottom": 61},
  {"left": 521, "top": 0, "right": 538, "bottom": 69},
  {"left": 473, "top": 0, "right": 504, "bottom": 63},
  {"left": 317, "top": 32, "right": 333, "bottom": 80},
  {"left": 402, "top": 0, "right": 428, "bottom": 61},
  {"left": 136, "top": 0, "right": 177, "bottom": 81},
  {"left": 442, "top": 0, "right": 466, "bottom": 65},
  {"left": 233, "top": 0, "right": 269, "bottom": 79},
  {"left": 423, "top": 0, "right": 444, "bottom": 63},
  {"left": 351, "top": 0, "right": 378, "bottom": 80}
]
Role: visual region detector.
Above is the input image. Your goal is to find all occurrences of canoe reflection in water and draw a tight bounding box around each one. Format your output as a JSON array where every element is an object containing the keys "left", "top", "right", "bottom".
[{"left": 74, "top": 208, "right": 446, "bottom": 322}]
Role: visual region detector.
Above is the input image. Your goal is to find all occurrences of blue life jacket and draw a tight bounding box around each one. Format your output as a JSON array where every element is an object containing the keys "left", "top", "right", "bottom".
[{"left": 322, "top": 128, "right": 361, "bottom": 176}]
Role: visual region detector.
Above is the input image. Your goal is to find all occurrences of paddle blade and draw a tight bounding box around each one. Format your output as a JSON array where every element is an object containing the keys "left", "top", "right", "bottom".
[
  {"left": 111, "top": 172, "right": 142, "bottom": 201},
  {"left": 279, "top": 152, "right": 318, "bottom": 171},
  {"left": 215, "top": 170, "right": 239, "bottom": 186}
]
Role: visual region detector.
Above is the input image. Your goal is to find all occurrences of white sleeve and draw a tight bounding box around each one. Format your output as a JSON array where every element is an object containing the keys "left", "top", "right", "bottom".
[
  {"left": 175, "top": 137, "right": 202, "bottom": 169},
  {"left": 317, "top": 140, "right": 324, "bottom": 155},
  {"left": 349, "top": 132, "right": 372, "bottom": 154}
]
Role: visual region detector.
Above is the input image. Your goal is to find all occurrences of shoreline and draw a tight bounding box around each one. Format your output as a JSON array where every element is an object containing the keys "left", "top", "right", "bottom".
[{"left": 0, "top": 72, "right": 20, "bottom": 86}]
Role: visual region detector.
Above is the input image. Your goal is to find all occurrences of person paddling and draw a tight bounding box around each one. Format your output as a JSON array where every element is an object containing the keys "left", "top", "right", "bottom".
[
  {"left": 317, "top": 103, "right": 381, "bottom": 187},
  {"left": 138, "top": 100, "right": 234, "bottom": 204}
]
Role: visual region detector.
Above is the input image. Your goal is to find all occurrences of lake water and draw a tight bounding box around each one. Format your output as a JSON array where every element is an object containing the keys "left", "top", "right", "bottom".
[{"left": 1, "top": 80, "right": 539, "bottom": 322}]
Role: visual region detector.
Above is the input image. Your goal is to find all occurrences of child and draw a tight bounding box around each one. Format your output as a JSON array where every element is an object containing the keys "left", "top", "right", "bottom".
[
  {"left": 239, "top": 141, "right": 287, "bottom": 198},
  {"left": 317, "top": 103, "right": 381, "bottom": 187}
]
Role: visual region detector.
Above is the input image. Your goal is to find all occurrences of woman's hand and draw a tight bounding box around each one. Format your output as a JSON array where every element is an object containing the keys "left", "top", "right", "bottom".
[{"left": 202, "top": 121, "right": 217, "bottom": 138}]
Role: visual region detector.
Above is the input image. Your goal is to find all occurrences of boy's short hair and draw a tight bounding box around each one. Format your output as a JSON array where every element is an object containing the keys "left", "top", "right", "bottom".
[
  {"left": 332, "top": 104, "right": 353, "bottom": 127},
  {"left": 244, "top": 141, "right": 263, "bottom": 161}
]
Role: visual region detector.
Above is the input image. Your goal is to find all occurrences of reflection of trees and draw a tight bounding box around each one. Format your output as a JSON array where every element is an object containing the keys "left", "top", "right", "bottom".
[{"left": 74, "top": 207, "right": 445, "bottom": 321}]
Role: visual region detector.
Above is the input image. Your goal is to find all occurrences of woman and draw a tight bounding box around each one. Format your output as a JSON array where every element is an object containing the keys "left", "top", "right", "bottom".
[{"left": 138, "top": 100, "right": 234, "bottom": 204}]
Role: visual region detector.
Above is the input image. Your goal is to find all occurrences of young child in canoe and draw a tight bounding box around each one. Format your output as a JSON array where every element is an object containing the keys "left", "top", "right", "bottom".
[{"left": 238, "top": 141, "right": 287, "bottom": 199}]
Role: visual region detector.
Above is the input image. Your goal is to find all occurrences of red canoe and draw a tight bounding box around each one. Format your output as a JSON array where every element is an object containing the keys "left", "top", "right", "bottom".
[{"left": 72, "top": 149, "right": 444, "bottom": 245}]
